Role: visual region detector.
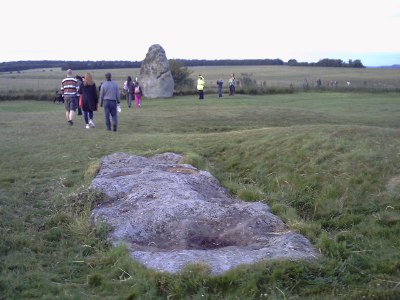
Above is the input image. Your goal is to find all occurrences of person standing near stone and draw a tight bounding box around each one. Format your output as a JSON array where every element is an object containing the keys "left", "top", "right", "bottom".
[
  {"left": 133, "top": 79, "right": 143, "bottom": 108},
  {"left": 217, "top": 79, "right": 223, "bottom": 98},
  {"left": 229, "top": 73, "right": 236, "bottom": 96},
  {"left": 123, "top": 76, "right": 135, "bottom": 108},
  {"left": 99, "top": 72, "right": 120, "bottom": 132},
  {"left": 197, "top": 74, "right": 205, "bottom": 100},
  {"left": 61, "top": 69, "right": 78, "bottom": 126}
]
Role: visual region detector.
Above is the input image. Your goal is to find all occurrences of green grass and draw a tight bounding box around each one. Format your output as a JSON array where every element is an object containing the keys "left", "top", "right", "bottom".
[
  {"left": 1, "top": 65, "right": 399, "bottom": 99},
  {"left": 1, "top": 92, "right": 400, "bottom": 299},
  {"left": 189, "top": 65, "right": 400, "bottom": 91}
]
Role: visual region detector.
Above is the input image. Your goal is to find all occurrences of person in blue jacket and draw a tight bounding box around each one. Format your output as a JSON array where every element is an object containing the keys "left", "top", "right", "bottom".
[{"left": 217, "top": 79, "right": 223, "bottom": 97}]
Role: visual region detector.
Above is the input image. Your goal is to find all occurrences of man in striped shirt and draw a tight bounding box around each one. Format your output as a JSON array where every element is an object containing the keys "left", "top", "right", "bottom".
[{"left": 61, "top": 69, "right": 78, "bottom": 126}]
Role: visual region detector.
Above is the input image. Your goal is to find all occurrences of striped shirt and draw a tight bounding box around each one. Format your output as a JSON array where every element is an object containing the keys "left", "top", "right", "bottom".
[{"left": 61, "top": 77, "right": 78, "bottom": 96}]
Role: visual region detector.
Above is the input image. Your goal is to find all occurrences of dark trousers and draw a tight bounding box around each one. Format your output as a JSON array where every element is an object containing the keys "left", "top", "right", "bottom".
[
  {"left": 198, "top": 90, "right": 204, "bottom": 99},
  {"left": 104, "top": 100, "right": 118, "bottom": 130},
  {"left": 229, "top": 85, "right": 235, "bottom": 96},
  {"left": 126, "top": 93, "right": 133, "bottom": 108},
  {"left": 83, "top": 110, "right": 94, "bottom": 124}
]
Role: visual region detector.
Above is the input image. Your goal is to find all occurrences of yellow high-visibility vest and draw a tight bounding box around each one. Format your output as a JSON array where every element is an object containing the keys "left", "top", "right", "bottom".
[{"left": 197, "top": 78, "right": 205, "bottom": 90}]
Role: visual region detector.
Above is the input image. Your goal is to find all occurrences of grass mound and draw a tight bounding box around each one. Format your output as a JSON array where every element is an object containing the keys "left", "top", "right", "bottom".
[{"left": 0, "top": 93, "right": 399, "bottom": 299}]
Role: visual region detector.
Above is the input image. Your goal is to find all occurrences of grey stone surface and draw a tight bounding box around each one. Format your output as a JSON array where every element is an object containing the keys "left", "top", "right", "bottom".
[
  {"left": 91, "top": 152, "right": 319, "bottom": 275},
  {"left": 139, "top": 44, "right": 174, "bottom": 98}
]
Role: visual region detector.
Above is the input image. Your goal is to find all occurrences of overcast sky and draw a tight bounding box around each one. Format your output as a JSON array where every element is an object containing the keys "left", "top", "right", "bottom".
[{"left": 2, "top": 0, "right": 399, "bottom": 66}]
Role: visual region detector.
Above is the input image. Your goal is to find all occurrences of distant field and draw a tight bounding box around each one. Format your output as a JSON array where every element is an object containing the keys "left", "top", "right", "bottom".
[
  {"left": 190, "top": 65, "right": 400, "bottom": 89},
  {"left": 0, "top": 65, "right": 399, "bottom": 96},
  {"left": 0, "top": 68, "right": 141, "bottom": 93}
]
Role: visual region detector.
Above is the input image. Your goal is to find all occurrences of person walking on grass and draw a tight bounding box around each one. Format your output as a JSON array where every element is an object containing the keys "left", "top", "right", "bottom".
[
  {"left": 217, "top": 78, "right": 223, "bottom": 97},
  {"left": 197, "top": 74, "right": 205, "bottom": 100},
  {"left": 61, "top": 69, "right": 78, "bottom": 126},
  {"left": 80, "top": 72, "right": 98, "bottom": 129},
  {"left": 75, "top": 75, "right": 83, "bottom": 116},
  {"left": 99, "top": 72, "right": 120, "bottom": 132},
  {"left": 133, "top": 78, "right": 143, "bottom": 108},
  {"left": 229, "top": 73, "right": 236, "bottom": 96},
  {"left": 123, "top": 76, "right": 135, "bottom": 108}
]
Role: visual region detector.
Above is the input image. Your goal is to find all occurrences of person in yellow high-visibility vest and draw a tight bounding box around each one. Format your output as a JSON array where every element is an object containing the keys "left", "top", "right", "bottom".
[{"left": 197, "top": 74, "right": 205, "bottom": 100}]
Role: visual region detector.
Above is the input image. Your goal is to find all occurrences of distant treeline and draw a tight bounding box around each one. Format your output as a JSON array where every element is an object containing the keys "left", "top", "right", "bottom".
[
  {"left": 0, "top": 60, "right": 141, "bottom": 73},
  {"left": 175, "top": 59, "right": 285, "bottom": 66},
  {"left": 0, "top": 58, "right": 365, "bottom": 72},
  {"left": 288, "top": 58, "right": 365, "bottom": 68}
]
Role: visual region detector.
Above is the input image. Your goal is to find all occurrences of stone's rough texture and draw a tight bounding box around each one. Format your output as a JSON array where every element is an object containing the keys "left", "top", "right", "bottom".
[
  {"left": 139, "top": 44, "right": 174, "bottom": 98},
  {"left": 91, "top": 152, "right": 319, "bottom": 275}
]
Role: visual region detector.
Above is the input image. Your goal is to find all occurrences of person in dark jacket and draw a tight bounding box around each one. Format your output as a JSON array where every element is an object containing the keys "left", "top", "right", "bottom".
[
  {"left": 75, "top": 75, "right": 83, "bottom": 115},
  {"left": 80, "top": 72, "right": 98, "bottom": 129},
  {"left": 123, "top": 76, "right": 135, "bottom": 108},
  {"left": 54, "top": 90, "right": 64, "bottom": 103},
  {"left": 217, "top": 79, "right": 223, "bottom": 97}
]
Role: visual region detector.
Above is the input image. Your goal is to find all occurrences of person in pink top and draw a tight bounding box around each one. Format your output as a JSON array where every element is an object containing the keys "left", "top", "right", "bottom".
[{"left": 133, "top": 78, "right": 143, "bottom": 108}]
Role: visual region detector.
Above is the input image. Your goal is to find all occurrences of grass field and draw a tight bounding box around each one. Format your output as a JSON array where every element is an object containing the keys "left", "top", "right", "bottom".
[
  {"left": 189, "top": 65, "right": 400, "bottom": 90},
  {"left": 1, "top": 65, "right": 399, "bottom": 98},
  {"left": 0, "top": 90, "right": 399, "bottom": 299}
]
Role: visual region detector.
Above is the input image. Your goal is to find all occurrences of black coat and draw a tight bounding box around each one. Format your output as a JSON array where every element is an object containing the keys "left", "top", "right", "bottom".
[{"left": 81, "top": 83, "right": 98, "bottom": 112}]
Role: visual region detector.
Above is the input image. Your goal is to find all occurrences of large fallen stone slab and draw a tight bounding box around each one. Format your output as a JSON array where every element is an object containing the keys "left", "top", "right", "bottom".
[{"left": 90, "top": 152, "right": 319, "bottom": 275}]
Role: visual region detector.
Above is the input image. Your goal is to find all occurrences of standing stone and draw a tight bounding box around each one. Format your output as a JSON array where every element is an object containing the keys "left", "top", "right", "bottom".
[{"left": 139, "top": 44, "right": 174, "bottom": 98}]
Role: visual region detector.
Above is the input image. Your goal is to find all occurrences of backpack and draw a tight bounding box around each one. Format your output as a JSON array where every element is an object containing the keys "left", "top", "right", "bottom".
[{"left": 134, "top": 85, "right": 140, "bottom": 94}]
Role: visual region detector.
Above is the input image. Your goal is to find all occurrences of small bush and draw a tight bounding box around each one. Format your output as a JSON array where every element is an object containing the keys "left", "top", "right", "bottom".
[
  {"left": 43, "top": 227, "right": 63, "bottom": 242},
  {"left": 316, "top": 231, "right": 349, "bottom": 259},
  {"left": 87, "top": 273, "right": 103, "bottom": 287},
  {"left": 237, "top": 187, "right": 265, "bottom": 201}
]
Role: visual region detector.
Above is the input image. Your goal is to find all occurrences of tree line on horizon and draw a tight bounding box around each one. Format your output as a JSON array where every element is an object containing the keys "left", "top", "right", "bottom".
[{"left": 0, "top": 58, "right": 365, "bottom": 73}]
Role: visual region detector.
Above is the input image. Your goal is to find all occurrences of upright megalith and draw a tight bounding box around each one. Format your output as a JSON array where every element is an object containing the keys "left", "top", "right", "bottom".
[{"left": 139, "top": 44, "right": 174, "bottom": 98}]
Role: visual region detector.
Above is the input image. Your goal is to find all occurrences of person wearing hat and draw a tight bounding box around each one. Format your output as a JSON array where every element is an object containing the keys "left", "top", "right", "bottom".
[
  {"left": 197, "top": 74, "right": 205, "bottom": 100},
  {"left": 99, "top": 72, "right": 120, "bottom": 131}
]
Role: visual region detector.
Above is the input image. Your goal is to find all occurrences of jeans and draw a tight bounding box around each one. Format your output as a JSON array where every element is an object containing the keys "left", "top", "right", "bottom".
[
  {"left": 83, "top": 110, "right": 94, "bottom": 124},
  {"left": 104, "top": 100, "right": 118, "bottom": 130},
  {"left": 126, "top": 93, "right": 133, "bottom": 108}
]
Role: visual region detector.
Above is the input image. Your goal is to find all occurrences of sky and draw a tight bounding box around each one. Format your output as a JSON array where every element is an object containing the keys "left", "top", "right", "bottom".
[{"left": 1, "top": 0, "right": 399, "bottom": 67}]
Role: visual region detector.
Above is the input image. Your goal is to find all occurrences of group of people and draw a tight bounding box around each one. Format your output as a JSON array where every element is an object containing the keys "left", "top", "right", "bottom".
[
  {"left": 122, "top": 76, "right": 143, "bottom": 108},
  {"left": 60, "top": 69, "right": 142, "bottom": 132},
  {"left": 197, "top": 73, "right": 237, "bottom": 99}
]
